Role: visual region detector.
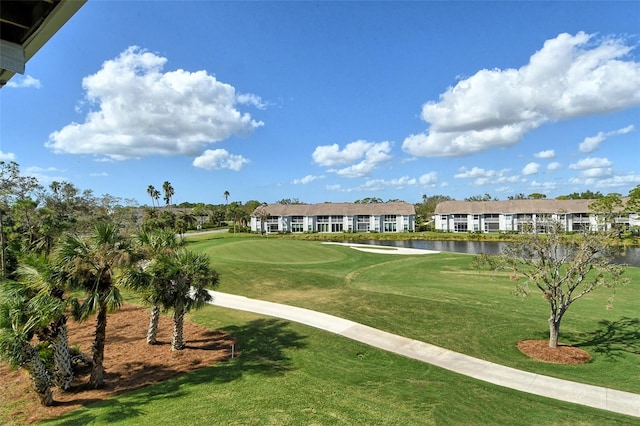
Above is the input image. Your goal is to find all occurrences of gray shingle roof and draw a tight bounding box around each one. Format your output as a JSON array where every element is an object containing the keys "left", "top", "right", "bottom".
[
  {"left": 434, "top": 199, "right": 598, "bottom": 215},
  {"left": 254, "top": 202, "right": 416, "bottom": 216}
]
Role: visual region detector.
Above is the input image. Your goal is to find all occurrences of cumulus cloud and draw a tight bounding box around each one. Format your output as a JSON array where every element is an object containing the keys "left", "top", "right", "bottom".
[
  {"left": 23, "top": 166, "right": 67, "bottom": 184},
  {"left": 293, "top": 174, "right": 324, "bottom": 184},
  {"left": 534, "top": 150, "right": 555, "bottom": 159},
  {"left": 419, "top": 172, "right": 438, "bottom": 186},
  {"left": 455, "top": 166, "right": 522, "bottom": 186},
  {"left": 403, "top": 32, "right": 640, "bottom": 158},
  {"left": 46, "top": 46, "right": 264, "bottom": 161},
  {"left": 454, "top": 167, "right": 496, "bottom": 179},
  {"left": 569, "top": 157, "right": 613, "bottom": 169},
  {"left": 522, "top": 162, "right": 540, "bottom": 175},
  {"left": 193, "top": 149, "right": 250, "bottom": 171},
  {"left": 578, "top": 125, "right": 635, "bottom": 153},
  {"left": 546, "top": 161, "right": 562, "bottom": 172},
  {"left": 530, "top": 181, "right": 557, "bottom": 191},
  {"left": 348, "top": 176, "right": 417, "bottom": 192},
  {"left": 6, "top": 75, "right": 41, "bottom": 89},
  {"left": 313, "top": 140, "right": 393, "bottom": 178},
  {"left": 0, "top": 151, "right": 16, "bottom": 161}
]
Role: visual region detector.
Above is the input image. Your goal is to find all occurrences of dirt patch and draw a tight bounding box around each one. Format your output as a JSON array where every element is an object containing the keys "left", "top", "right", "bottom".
[
  {"left": 0, "top": 303, "right": 234, "bottom": 424},
  {"left": 517, "top": 340, "right": 591, "bottom": 364}
]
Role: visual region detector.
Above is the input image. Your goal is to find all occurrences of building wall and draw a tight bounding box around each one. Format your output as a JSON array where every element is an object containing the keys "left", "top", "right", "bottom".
[
  {"left": 433, "top": 212, "right": 629, "bottom": 233},
  {"left": 251, "top": 213, "right": 415, "bottom": 234}
]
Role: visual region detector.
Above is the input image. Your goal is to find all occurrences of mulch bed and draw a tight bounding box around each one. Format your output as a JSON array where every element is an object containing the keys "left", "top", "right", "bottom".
[
  {"left": 0, "top": 303, "right": 235, "bottom": 424},
  {"left": 517, "top": 340, "right": 591, "bottom": 364}
]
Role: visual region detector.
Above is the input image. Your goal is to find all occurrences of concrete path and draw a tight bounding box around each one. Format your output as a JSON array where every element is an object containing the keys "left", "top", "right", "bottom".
[{"left": 206, "top": 290, "right": 640, "bottom": 418}]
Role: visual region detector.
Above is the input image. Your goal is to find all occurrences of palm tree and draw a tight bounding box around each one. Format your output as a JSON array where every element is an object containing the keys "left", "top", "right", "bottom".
[
  {"left": 223, "top": 190, "right": 230, "bottom": 205},
  {"left": 55, "top": 223, "right": 134, "bottom": 388},
  {"left": 162, "top": 181, "right": 174, "bottom": 209},
  {"left": 17, "top": 257, "right": 74, "bottom": 390},
  {"left": 0, "top": 279, "right": 62, "bottom": 406},
  {"left": 148, "top": 249, "right": 219, "bottom": 351},
  {"left": 147, "top": 185, "right": 157, "bottom": 208},
  {"left": 122, "top": 229, "right": 180, "bottom": 344}
]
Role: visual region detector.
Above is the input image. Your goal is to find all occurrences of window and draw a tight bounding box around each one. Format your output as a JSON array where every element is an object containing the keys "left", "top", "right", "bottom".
[
  {"left": 383, "top": 215, "right": 397, "bottom": 232},
  {"left": 453, "top": 214, "right": 468, "bottom": 232},
  {"left": 357, "top": 215, "right": 370, "bottom": 232},
  {"left": 266, "top": 217, "right": 279, "bottom": 233}
]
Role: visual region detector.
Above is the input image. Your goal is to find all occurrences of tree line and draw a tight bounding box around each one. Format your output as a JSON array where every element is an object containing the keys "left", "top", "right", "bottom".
[{"left": 0, "top": 162, "right": 219, "bottom": 406}]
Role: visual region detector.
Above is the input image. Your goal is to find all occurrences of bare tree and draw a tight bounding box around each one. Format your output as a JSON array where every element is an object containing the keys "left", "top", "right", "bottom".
[{"left": 477, "top": 221, "right": 629, "bottom": 348}]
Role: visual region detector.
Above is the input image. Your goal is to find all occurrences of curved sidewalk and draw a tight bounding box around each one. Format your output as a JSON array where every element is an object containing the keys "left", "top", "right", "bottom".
[{"left": 207, "top": 290, "right": 640, "bottom": 418}]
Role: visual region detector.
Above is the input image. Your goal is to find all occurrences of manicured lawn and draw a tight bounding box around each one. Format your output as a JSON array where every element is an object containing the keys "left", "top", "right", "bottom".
[
  {"left": 41, "top": 307, "right": 637, "bottom": 425},
  {"left": 191, "top": 237, "right": 640, "bottom": 394},
  {"left": 25, "top": 235, "right": 639, "bottom": 425}
]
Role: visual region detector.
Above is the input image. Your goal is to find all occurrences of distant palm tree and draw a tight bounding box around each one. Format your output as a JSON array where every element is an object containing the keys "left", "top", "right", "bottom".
[
  {"left": 162, "top": 181, "right": 174, "bottom": 208},
  {"left": 55, "top": 223, "right": 134, "bottom": 388},
  {"left": 223, "top": 190, "right": 230, "bottom": 204},
  {"left": 147, "top": 249, "right": 219, "bottom": 351},
  {"left": 147, "top": 185, "right": 157, "bottom": 207}
]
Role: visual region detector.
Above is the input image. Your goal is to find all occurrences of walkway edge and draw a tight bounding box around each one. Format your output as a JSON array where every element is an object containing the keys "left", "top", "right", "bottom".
[{"left": 206, "top": 290, "right": 640, "bottom": 418}]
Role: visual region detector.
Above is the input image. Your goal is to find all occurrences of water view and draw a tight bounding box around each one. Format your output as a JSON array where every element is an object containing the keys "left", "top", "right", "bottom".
[{"left": 352, "top": 240, "right": 640, "bottom": 267}]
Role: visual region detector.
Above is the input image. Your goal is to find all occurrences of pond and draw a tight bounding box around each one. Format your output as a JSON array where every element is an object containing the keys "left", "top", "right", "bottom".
[{"left": 347, "top": 239, "right": 640, "bottom": 267}]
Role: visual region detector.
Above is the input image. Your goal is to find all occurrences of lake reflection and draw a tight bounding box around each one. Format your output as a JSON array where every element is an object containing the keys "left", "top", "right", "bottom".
[{"left": 348, "top": 239, "right": 640, "bottom": 267}]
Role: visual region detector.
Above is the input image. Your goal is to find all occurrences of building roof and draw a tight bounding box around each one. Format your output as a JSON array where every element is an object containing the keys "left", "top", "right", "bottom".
[
  {"left": 1, "top": 0, "right": 86, "bottom": 87},
  {"left": 254, "top": 202, "right": 416, "bottom": 217},
  {"left": 434, "top": 199, "right": 601, "bottom": 215}
]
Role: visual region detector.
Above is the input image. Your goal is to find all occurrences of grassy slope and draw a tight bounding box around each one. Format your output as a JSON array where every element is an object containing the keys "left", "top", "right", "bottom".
[
  {"left": 41, "top": 307, "right": 637, "bottom": 425},
  {"left": 31, "top": 235, "right": 640, "bottom": 425},
  {"left": 194, "top": 237, "right": 640, "bottom": 394}
]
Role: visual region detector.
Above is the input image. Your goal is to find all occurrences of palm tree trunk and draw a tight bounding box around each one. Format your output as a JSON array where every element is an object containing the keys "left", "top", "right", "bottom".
[
  {"left": 147, "top": 304, "right": 160, "bottom": 344},
  {"left": 51, "top": 318, "right": 74, "bottom": 390},
  {"left": 90, "top": 305, "right": 108, "bottom": 388},
  {"left": 171, "top": 306, "right": 185, "bottom": 351},
  {"left": 24, "top": 343, "right": 54, "bottom": 406}
]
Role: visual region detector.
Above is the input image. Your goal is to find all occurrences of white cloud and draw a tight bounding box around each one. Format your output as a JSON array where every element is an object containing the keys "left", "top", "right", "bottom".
[
  {"left": 530, "top": 181, "right": 557, "bottom": 191},
  {"left": 23, "top": 166, "right": 67, "bottom": 184},
  {"left": 522, "top": 162, "right": 540, "bottom": 175},
  {"left": 534, "top": 150, "right": 555, "bottom": 159},
  {"left": 314, "top": 140, "right": 393, "bottom": 178},
  {"left": 293, "top": 174, "right": 324, "bottom": 184},
  {"left": 0, "top": 151, "right": 16, "bottom": 161},
  {"left": 419, "top": 172, "right": 438, "bottom": 186},
  {"left": 89, "top": 172, "right": 109, "bottom": 177},
  {"left": 326, "top": 184, "right": 342, "bottom": 191},
  {"left": 46, "top": 46, "right": 264, "bottom": 161},
  {"left": 569, "top": 157, "right": 613, "bottom": 170},
  {"left": 403, "top": 32, "right": 640, "bottom": 158},
  {"left": 454, "top": 167, "right": 496, "bottom": 179},
  {"left": 546, "top": 161, "right": 562, "bottom": 172},
  {"left": 454, "top": 166, "right": 522, "bottom": 186},
  {"left": 6, "top": 75, "right": 41, "bottom": 89},
  {"left": 578, "top": 125, "right": 635, "bottom": 153},
  {"left": 193, "top": 149, "right": 250, "bottom": 171},
  {"left": 348, "top": 176, "right": 417, "bottom": 192},
  {"left": 237, "top": 93, "right": 267, "bottom": 110}
]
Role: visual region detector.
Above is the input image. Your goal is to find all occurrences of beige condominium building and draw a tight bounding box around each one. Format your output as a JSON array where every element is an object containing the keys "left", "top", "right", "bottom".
[
  {"left": 251, "top": 202, "right": 416, "bottom": 234},
  {"left": 433, "top": 199, "right": 639, "bottom": 233}
]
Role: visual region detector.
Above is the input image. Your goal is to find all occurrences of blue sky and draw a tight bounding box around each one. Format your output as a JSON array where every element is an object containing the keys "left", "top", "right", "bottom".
[{"left": 1, "top": 1, "right": 639, "bottom": 206}]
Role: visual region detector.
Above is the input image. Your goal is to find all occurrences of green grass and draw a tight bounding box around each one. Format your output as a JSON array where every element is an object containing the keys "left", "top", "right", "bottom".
[
  {"left": 41, "top": 308, "right": 638, "bottom": 425},
  {"left": 16, "top": 235, "right": 640, "bottom": 424},
  {"left": 191, "top": 237, "right": 640, "bottom": 394}
]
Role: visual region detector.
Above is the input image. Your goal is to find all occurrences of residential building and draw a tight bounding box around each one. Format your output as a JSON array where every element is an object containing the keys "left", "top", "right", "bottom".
[
  {"left": 251, "top": 202, "right": 416, "bottom": 234},
  {"left": 433, "top": 199, "right": 639, "bottom": 233}
]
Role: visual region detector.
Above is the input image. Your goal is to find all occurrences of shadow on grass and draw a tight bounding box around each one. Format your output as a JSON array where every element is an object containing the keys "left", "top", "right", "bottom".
[
  {"left": 575, "top": 317, "right": 640, "bottom": 359},
  {"left": 40, "top": 319, "right": 306, "bottom": 425}
]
